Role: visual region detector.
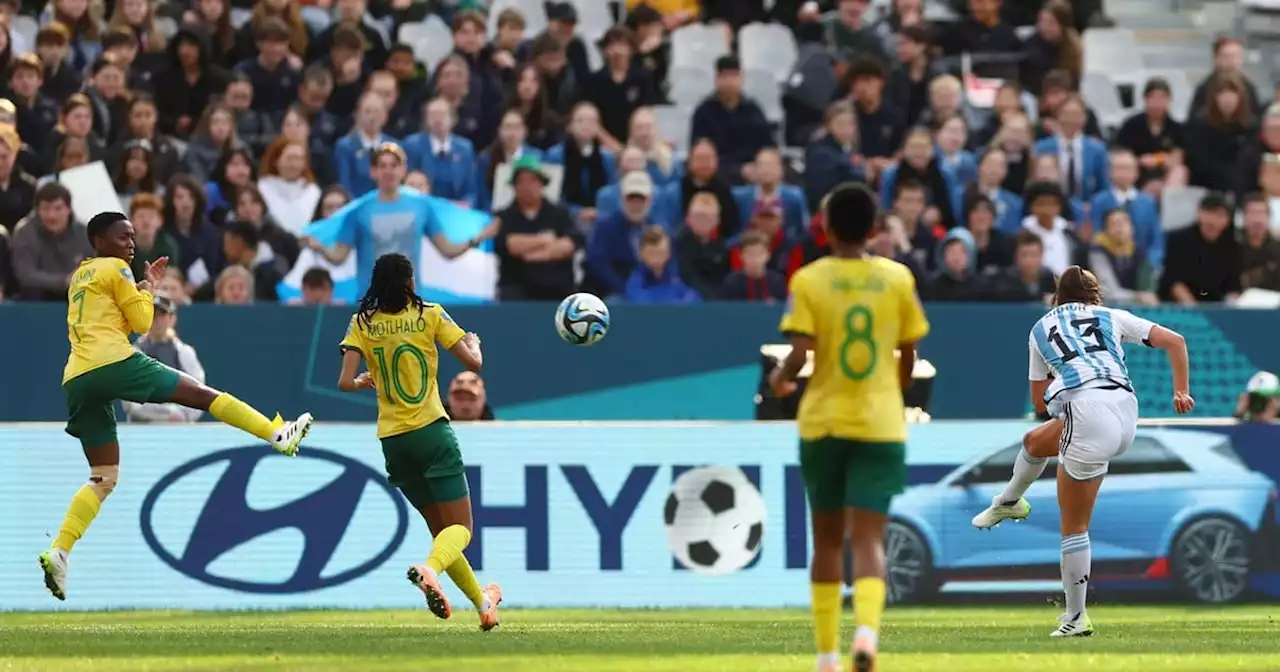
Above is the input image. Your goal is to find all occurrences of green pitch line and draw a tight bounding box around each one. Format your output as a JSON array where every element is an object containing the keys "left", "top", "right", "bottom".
[{"left": 0, "top": 606, "right": 1277, "bottom": 671}]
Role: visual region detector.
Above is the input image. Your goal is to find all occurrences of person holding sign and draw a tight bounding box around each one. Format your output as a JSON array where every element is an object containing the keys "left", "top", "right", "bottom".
[{"left": 302, "top": 142, "right": 498, "bottom": 296}]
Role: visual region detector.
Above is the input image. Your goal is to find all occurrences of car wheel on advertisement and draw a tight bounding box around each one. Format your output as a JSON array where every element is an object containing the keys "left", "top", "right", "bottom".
[
  {"left": 1169, "top": 516, "right": 1252, "bottom": 604},
  {"left": 885, "top": 520, "right": 936, "bottom": 604}
]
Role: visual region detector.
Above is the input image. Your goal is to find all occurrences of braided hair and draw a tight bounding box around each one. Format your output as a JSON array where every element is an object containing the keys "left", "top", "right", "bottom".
[{"left": 357, "top": 253, "right": 426, "bottom": 330}]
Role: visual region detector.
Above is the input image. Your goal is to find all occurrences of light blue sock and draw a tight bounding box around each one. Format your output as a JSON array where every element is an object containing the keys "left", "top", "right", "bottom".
[
  {"left": 1061, "top": 532, "right": 1091, "bottom": 617},
  {"left": 999, "top": 448, "right": 1048, "bottom": 504}
]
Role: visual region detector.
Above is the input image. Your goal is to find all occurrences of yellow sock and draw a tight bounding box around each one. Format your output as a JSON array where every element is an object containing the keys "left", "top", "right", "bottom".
[
  {"left": 53, "top": 485, "right": 103, "bottom": 552},
  {"left": 811, "top": 582, "right": 841, "bottom": 655},
  {"left": 210, "top": 393, "right": 278, "bottom": 442},
  {"left": 853, "top": 577, "right": 887, "bottom": 634},
  {"left": 426, "top": 525, "right": 472, "bottom": 574},
  {"left": 445, "top": 550, "right": 486, "bottom": 610}
]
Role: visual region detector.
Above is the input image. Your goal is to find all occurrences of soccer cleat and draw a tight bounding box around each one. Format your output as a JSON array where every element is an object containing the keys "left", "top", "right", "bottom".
[
  {"left": 852, "top": 632, "right": 877, "bottom": 672},
  {"left": 815, "top": 658, "right": 841, "bottom": 672},
  {"left": 270, "top": 413, "right": 313, "bottom": 456},
  {"left": 479, "top": 583, "right": 503, "bottom": 631},
  {"left": 38, "top": 548, "right": 68, "bottom": 601},
  {"left": 407, "top": 564, "right": 452, "bottom": 620},
  {"left": 1050, "top": 612, "right": 1095, "bottom": 637},
  {"left": 971, "top": 495, "right": 1031, "bottom": 529}
]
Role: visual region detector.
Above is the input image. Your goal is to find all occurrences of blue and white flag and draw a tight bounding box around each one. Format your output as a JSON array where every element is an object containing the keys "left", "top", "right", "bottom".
[{"left": 278, "top": 187, "right": 497, "bottom": 305}]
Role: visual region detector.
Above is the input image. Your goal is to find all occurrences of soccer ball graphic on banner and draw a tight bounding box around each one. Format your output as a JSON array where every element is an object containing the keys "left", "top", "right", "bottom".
[
  {"left": 664, "top": 467, "right": 766, "bottom": 576},
  {"left": 554, "top": 292, "right": 611, "bottom": 346}
]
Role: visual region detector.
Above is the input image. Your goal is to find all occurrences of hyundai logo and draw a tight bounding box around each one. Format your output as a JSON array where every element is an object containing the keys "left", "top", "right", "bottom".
[{"left": 140, "top": 447, "right": 408, "bottom": 593}]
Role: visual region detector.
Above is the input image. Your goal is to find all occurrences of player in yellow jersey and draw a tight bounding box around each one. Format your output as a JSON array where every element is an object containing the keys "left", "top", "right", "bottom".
[
  {"left": 337, "top": 252, "right": 503, "bottom": 631},
  {"left": 40, "top": 211, "right": 315, "bottom": 602},
  {"left": 769, "top": 184, "right": 930, "bottom": 672}
]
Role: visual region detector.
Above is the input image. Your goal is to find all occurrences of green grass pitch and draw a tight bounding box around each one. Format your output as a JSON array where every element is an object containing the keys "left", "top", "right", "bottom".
[{"left": 0, "top": 605, "right": 1277, "bottom": 671}]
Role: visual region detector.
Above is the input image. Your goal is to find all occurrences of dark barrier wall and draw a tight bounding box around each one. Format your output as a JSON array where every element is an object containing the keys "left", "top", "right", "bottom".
[{"left": 2, "top": 303, "right": 1278, "bottom": 420}]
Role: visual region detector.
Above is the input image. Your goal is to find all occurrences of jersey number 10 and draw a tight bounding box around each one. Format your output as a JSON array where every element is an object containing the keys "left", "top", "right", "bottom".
[
  {"left": 1048, "top": 317, "right": 1107, "bottom": 363},
  {"left": 371, "top": 344, "right": 429, "bottom": 405}
]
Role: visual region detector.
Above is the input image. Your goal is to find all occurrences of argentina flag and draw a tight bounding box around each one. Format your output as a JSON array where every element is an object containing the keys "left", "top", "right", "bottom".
[{"left": 278, "top": 187, "right": 497, "bottom": 304}]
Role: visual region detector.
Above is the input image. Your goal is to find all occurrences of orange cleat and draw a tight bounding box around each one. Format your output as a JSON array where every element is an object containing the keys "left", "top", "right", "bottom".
[
  {"left": 407, "top": 564, "right": 451, "bottom": 620},
  {"left": 479, "top": 583, "right": 503, "bottom": 631}
]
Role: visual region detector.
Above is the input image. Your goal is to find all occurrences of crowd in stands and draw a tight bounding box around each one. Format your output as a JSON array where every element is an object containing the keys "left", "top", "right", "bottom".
[{"left": 0, "top": 0, "right": 1275, "bottom": 306}]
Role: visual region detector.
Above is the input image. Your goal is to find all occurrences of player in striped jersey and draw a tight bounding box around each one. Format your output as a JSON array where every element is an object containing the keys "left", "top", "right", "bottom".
[{"left": 971, "top": 267, "right": 1194, "bottom": 638}]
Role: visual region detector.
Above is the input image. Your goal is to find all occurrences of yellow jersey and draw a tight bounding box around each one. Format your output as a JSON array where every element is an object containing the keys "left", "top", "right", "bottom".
[
  {"left": 779, "top": 256, "right": 930, "bottom": 443},
  {"left": 339, "top": 303, "right": 465, "bottom": 439},
  {"left": 63, "top": 257, "right": 154, "bottom": 383}
]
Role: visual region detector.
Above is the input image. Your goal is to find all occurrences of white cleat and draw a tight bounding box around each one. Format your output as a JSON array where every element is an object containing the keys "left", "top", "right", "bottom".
[
  {"left": 271, "top": 413, "right": 313, "bottom": 456},
  {"left": 971, "top": 495, "right": 1031, "bottom": 529},
  {"left": 1050, "top": 611, "right": 1095, "bottom": 637},
  {"left": 38, "top": 548, "right": 68, "bottom": 601}
]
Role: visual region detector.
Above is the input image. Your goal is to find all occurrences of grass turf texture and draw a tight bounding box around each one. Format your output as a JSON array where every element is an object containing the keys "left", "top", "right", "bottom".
[{"left": 0, "top": 606, "right": 1276, "bottom": 671}]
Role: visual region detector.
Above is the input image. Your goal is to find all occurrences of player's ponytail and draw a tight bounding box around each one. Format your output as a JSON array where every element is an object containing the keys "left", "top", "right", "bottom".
[
  {"left": 356, "top": 253, "right": 427, "bottom": 329},
  {"left": 1053, "top": 265, "right": 1103, "bottom": 306}
]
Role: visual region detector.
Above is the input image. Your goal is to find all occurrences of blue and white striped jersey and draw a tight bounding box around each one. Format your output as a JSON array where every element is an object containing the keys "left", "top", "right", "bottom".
[{"left": 1028, "top": 303, "right": 1157, "bottom": 402}]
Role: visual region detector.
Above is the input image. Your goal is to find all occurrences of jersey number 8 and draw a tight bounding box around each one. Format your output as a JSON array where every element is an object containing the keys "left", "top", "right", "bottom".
[{"left": 840, "top": 305, "right": 876, "bottom": 381}]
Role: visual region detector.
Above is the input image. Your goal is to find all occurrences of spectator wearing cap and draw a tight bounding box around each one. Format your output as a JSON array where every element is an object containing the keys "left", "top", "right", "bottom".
[
  {"left": 844, "top": 57, "right": 904, "bottom": 178},
  {"left": 41, "top": 0, "right": 103, "bottom": 72},
  {"left": 880, "top": 127, "right": 961, "bottom": 231},
  {"left": 545, "top": 101, "right": 618, "bottom": 225},
  {"left": 1032, "top": 94, "right": 1109, "bottom": 201},
  {"left": 1021, "top": 180, "right": 1081, "bottom": 276},
  {"left": 595, "top": 145, "right": 648, "bottom": 221},
  {"left": 824, "top": 0, "right": 890, "bottom": 63},
  {"left": 33, "top": 22, "right": 83, "bottom": 104},
  {"left": 334, "top": 92, "right": 393, "bottom": 197},
  {"left": 625, "top": 224, "right": 700, "bottom": 303},
  {"left": 11, "top": 182, "right": 90, "bottom": 301},
  {"left": 128, "top": 193, "right": 180, "bottom": 282},
  {"left": 886, "top": 24, "right": 941, "bottom": 128},
  {"left": 587, "top": 170, "right": 667, "bottom": 298},
  {"left": 1232, "top": 104, "right": 1280, "bottom": 202},
  {"left": 122, "top": 294, "right": 207, "bottom": 423},
  {"left": 519, "top": 2, "right": 592, "bottom": 86},
  {"left": 444, "top": 372, "right": 494, "bottom": 421},
  {"left": 1115, "top": 77, "right": 1187, "bottom": 192},
  {"left": 234, "top": 18, "right": 302, "bottom": 120},
  {"left": 0, "top": 126, "right": 34, "bottom": 233},
  {"left": 222, "top": 219, "right": 286, "bottom": 302},
  {"left": 1190, "top": 38, "right": 1262, "bottom": 121},
  {"left": 85, "top": 54, "right": 130, "bottom": 146},
  {"left": 298, "top": 267, "right": 336, "bottom": 305},
  {"left": 1238, "top": 192, "right": 1280, "bottom": 292},
  {"left": 1184, "top": 73, "right": 1254, "bottom": 194},
  {"left": 938, "top": 0, "right": 1021, "bottom": 58},
  {"left": 953, "top": 148, "right": 1023, "bottom": 233},
  {"left": 675, "top": 191, "right": 730, "bottom": 300},
  {"left": 1159, "top": 192, "right": 1242, "bottom": 304},
  {"left": 307, "top": 0, "right": 389, "bottom": 71},
  {"left": 110, "top": 94, "right": 182, "bottom": 181},
  {"left": 404, "top": 97, "right": 477, "bottom": 208},
  {"left": 733, "top": 148, "right": 808, "bottom": 237},
  {"left": 728, "top": 196, "right": 801, "bottom": 281},
  {"left": 530, "top": 32, "right": 581, "bottom": 118},
  {"left": 8, "top": 54, "right": 59, "bottom": 144},
  {"left": 691, "top": 55, "right": 774, "bottom": 183},
  {"left": 585, "top": 26, "right": 658, "bottom": 150},
  {"left": 962, "top": 193, "right": 1014, "bottom": 273},
  {"left": 1089, "top": 148, "right": 1163, "bottom": 267},
  {"left": 656, "top": 138, "right": 738, "bottom": 236},
  {"left": 153, "top": 26, "right": 231, "bottom": 138},
  {"left": 721, "top": 229, "right": 787, "bottom": 303},
  {"left": 803, "top": 102, "right": 865, "bottom": 212},
  {"left": 445, "top": 10, "right": 504, "bottom": 149},
  {"left": 494, "top": 156, "right": 582, "bottom": 301}
]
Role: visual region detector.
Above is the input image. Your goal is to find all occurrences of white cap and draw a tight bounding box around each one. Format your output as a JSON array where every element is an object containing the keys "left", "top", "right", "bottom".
[
  {"left": 620, "top": 171, "right": 653, "bottom": 198},
  {"left": 1247, "top": 371, "right": 1279, "bottom": 396}
]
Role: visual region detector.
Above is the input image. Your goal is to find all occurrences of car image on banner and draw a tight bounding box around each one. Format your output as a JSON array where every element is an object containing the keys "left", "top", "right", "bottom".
[{"left": 885, "top": 430, "right": 1280, "bottom": 605}]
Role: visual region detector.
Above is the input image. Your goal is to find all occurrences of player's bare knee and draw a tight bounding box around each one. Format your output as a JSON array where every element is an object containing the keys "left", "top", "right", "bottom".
[{"left": 88, "top": 464, "right": 120, "bottom": 500}]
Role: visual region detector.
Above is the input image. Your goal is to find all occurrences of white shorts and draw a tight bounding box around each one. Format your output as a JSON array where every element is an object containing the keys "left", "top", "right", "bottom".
[{"left": 1050, "top": 386, "right": 1138, "bottom": 481}]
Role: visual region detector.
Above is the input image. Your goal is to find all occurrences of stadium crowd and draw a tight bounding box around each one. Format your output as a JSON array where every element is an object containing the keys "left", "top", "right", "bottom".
[{"left": 0, "top": 0, "right": 1273, "bottom": 306}]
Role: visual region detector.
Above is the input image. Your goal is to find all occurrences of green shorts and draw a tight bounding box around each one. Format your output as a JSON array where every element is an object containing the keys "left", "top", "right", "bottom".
[
  {"left": 381, "top": 419, "right": 469, "bottom": 509},
  {"left": 63, "top": 353, "right": 182, "bottom": 448},
  {"left": 799, "top": 437, "right": 907, "bottom": 514}
]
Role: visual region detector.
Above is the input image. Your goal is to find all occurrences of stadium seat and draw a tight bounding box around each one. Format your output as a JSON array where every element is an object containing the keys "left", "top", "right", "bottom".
[
  {"left": 667, "top": 67, "right": 715, "bottom": 108},
  {"left": 1083, "top": 28, "right": 1137, "bottom": 79},
  {"left": 738, "top": 23, "right": 799, "bottom": 83},
  {"left": 671, "top": 24, "right": 730, "bottom": 72},
  {"left": 652, "top": 105, "right": 692, "bottom": 154},
  {"left": 1081, "top": 71, "right": 1130, "bottom": 131},
  {"left": 156, "top": 17, "right": 178, "bottom": 40},
  {"left": 744, "top": 68, "right": 784, "bottom": 123},
  {"left": 1136, "top": 69, "right": 1194, "bottom": 121},
  {"left": 568, "top": 0, "right": 614, "bottom": 41},
  {"left": 11, "top": 15, "right": 36, "bottom": 49},
  {"left": 399, "top": 17, "right": 454, "bottom": 73},
  {"left": 487, "top": 0, "right": 547, "bottom": 38},
  {"left": 1160, "top": 186, "right": 1208, "bottom": 232}
]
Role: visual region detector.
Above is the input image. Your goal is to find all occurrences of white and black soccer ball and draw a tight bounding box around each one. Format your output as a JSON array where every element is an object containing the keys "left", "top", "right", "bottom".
[
  {"left": 554, "top": 292, "right": 610, "bottom": 346},
  {"left": 664, "top": 467, "right": 766, "bottom": 576}
]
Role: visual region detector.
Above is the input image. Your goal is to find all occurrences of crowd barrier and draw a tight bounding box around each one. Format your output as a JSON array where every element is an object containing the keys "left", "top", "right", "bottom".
[
  {"left": 1, "top": 303, "right": 1278, "bottom": 421},
  {"left": 2, "top": 420, "right": 1276, "bottom": 611}
]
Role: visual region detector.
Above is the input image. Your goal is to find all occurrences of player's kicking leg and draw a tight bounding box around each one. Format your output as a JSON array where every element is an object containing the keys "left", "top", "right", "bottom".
[
  {"left": 971, "top": 418, "right": 1062, "bottom": 529},
  {"left": 409, "top": 497, "right": 502, "bottom": 629},
  {"left": 167, "top": 375, "right": 312, "bottom": 456}
]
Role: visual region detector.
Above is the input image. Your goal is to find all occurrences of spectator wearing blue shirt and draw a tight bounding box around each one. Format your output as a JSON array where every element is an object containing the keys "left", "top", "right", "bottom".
[
  {"left": 232, "top": 18, "right": 300, "bottom": 122},
  {"left": 691, "top": 55, "right": 774, "bottom": 183},
  {"left": 587, "top": 171, "right": 662, "bottom": 298},
  {"left": 1027, "top": 153, "right": 1087, "bottom": 224},
  {"left": 303, "top": 142, "right": 496, "bottom": 295},
  {"left": 546, "top": 101, "right": 618, "bottom": 227},
  {"left": 333, "top": 92, "right": 395, "bottom": 198},
  {"left": 475, "top": 110, "right": 544, "bottom": 212},
  {"left": 804, "top": 101, "right": 865, "bottom": 211},
  {"left": 1033, "top": 94, "right": 1109, "bottom": 201},
  {"left": 936, "top": 116, "right": 978, "bottom": 186},
  {"left": 847, "top": 56, "right": 906, "bottom": 179},
  {"left": 625, "top": 224, "right": 699, "bottom": 304},
  {"left": 595, "top": 145, "right": 649, "bottom": 221},
  {"left": 1089, "top": 148, "right": 1164, "bottom": 267},
  {"left": 732, "top": 148, "right": 809, "bottom": 238},
  {"left": 879, "top": 127, "right": 962, "bottom": 231},
  {"left": 953, "top": 148, "right": 1024, "bottom": 233},
  {"left": 655, "top": 139, "right": 739, "bottom": 237},
  {"left": 628, "top": 107, "right": 682, "bottom": 188},
  {"left": 403, "top": 97, "right": 478, "bottom": 208}
]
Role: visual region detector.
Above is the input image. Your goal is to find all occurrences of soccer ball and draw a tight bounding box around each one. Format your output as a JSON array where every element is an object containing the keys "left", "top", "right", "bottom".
[
  {"left": 554, "top": 292, "right": 610, "bottom": 346},
  {"left": 664, "top": 467, "right": 766, "bottom": 576}
]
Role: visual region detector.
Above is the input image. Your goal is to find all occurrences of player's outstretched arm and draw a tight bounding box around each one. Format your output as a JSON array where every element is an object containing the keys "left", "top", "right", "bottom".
[
  {"left": 1147, "top": 325, "right": 1194, "bottom": 414},
  {"left": 336, "top": 349, "right": 375, "bottom": 392},
  {"left": 768, "top": 334, "right": 812, "bottom": 399},
  {"left": 449, "top": 332, "right": 483, "bottom": 372}
]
